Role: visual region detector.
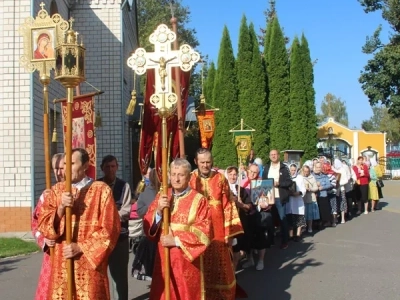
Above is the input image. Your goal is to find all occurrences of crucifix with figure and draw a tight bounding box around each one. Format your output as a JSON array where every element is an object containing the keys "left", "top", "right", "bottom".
[{"left": 127, "top": 23, "right": 199, "bottom": 300}]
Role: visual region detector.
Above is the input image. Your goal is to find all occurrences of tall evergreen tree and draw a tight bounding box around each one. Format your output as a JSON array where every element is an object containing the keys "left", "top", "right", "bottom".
[
  {"left": 205, "top": 62, "right": 216, "bottom": 106},
  {"left": 300, "top": 34, "right": 318, "bottom": 159},
  {"left": 289, "top": 36, "right": 308, "bottom": 151},
  {"left": 267, "top": 17, "right": 290, "bottom": 152},
  {"left": 246, "top": 23, "right": 268, "bottom": 162},
  {"left": 212, "top": 26, "right": 240, "bottom": 167},
  {"left": 236, "top": 15, "right": 252, "bottom": 116}
]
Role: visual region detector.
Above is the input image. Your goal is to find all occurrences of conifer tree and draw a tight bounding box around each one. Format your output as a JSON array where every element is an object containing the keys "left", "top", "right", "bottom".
[
  {"left": 267, "top": 17, "right": 290, "bottom": 152},
  {"left": 300, "top": 34, "right": 318, "bottom": 159},
  {"left": 289, "top": 36, "right": 308, "bottom": 151},
  {"left": 247, "top": 23, "right": 268, "bottom": 162},
  {"left": 212, "top": 26, "right": 240, "bottom": 167},
  {"left": 205, "top": 62, "right": 216, "bottom": 106},
  {"left": 237, "top": 15, "right": 253, "bottom": 116}
]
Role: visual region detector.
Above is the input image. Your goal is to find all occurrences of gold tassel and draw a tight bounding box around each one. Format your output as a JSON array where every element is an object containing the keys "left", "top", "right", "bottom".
[
  {"left": 126, "top": 90, "right": 137, "bottom": 115},
  {"left": 135, "top": 178, "right": 146, "bottom": 194},
  {"left": 52, "top": 128, "right": 57, "bottom": 143},
  {"left": 94, "top": 111, "right": 102, "bottom": 127},
  {"left": 52, "top": 101, "right": 57, "bottom": 143}
]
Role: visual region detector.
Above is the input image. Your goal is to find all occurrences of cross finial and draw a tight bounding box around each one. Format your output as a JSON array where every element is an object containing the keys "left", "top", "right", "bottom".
[
  {"left": 39, "top": 2, "right": 45, "bottom": 10},
  {"left": 68, "top": 17, "right": 75, "bottom": 30}
]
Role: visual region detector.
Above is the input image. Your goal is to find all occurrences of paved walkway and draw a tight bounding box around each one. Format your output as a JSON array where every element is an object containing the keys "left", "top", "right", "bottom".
[{"left": 1, "top": 181, "right": 399, "bottom": 299}]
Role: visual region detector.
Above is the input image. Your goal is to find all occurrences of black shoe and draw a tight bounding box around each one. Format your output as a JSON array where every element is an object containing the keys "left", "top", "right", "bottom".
[{"left": 331, "top": 222, "right": 337, "bottom": 228}]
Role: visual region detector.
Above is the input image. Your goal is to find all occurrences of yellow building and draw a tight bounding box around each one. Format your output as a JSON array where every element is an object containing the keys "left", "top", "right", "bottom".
[{"left": 317, "top": 117, "right": 386, "bottom": 162}]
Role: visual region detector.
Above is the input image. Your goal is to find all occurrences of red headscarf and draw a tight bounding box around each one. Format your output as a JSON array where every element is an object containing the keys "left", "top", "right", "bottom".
[{"left": 322, "top": 162, "right": 335, "bottom": 175}]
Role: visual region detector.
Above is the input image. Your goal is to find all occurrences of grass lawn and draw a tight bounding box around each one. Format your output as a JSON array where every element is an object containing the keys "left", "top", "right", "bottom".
[{"left": 0, "top": 238, "right": 39, "bottom": 259}]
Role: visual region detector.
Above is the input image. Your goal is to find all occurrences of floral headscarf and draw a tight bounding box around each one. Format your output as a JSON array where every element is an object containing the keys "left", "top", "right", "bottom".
[{"left": 322, "top": 162, "right": 335, "bottom": 175}]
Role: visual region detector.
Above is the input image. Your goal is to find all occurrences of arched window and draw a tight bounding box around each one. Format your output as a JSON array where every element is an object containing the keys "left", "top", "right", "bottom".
[{"left": 50, "top": 0, "right": 58, "bottom": 16}]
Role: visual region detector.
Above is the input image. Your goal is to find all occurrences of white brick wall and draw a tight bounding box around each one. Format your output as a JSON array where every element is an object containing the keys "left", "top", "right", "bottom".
[
  {"left": 0, "top": 0, "right": 33, "bottom": 207},
  {"left": 0, "top": 0, "right": 138, "bottom": 209}
]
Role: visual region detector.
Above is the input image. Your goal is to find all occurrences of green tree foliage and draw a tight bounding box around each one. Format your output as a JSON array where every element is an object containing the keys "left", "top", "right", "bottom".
[
  {"left": 267, "top": 17, "right": 291, "bottom": 151},
  {"left": 258, "top": 0, "right": 276, "bottom": 48},
  {"left": 236, "top": 15, "right": 253, "bottom": 119},
  {"left": 137, "top": 0, "right": 198, "bottom": 51},
  {"left": 136, "top": 1, "right": 200, "bottom": 97},
  {"left": 289, "top": 36, "right": 308, "bottom": 151},
  {"left": 361, "top": 106, "right": 400, "bottom": 142},
  {"left": 204, "top": 62, "right": 216, "bottom": 106},
  {"left": 358, "top": 0, "right": 400, "bottom": 117},
  {"left": 243, "top": 23, "right": 268, "bottom": 162},
  {"left": 300, "top": 34, "right": 318, "bottom": 159},
  {"left": 317, "top": 93, "right": 349, "bottom": 126},
  {"left": 212, "top": 26, "right": 240, "bottom": 167}
]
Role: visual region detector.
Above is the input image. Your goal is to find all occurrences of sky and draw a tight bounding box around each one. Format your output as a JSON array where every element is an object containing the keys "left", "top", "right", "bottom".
[{"left": 184, "top": 0, "right": 391, "bottom": 128}]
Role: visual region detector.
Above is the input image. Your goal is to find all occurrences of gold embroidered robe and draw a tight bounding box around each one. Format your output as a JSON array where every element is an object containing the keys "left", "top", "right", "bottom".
[
  {"left": 189, "top": 170, "right": 243, "bottom": 300},
  {"left": 143, "top": 188, "right": 212, "bottom": 300},
  {"left": 38, "top": 181, "right": 120, "bottom": 300}
]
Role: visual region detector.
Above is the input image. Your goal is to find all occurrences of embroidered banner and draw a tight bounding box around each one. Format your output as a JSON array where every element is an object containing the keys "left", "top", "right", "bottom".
[
  {"left": 196, "top": 110, "right": 215, "bottom": 149},
  {"left": 233, "top": 131, "right": 253, "bottom": 164},
  {"left": 139, "top": 67, "right": 191, "bottom": 181},
  {"left": 61, "top": 94, "right": 96, "bottom": 179}
]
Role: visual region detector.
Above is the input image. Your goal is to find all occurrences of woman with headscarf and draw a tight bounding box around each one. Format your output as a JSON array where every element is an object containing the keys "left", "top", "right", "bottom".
[
  {"left": 352, "top": 156, "right": 370, "bottom": 214},
  {"left": 322, "top": 162, "right": 338, "bottom": 226},
  {"left": 302, "top": 165, "right": 320, "bottom": 233},
  {"left": 313, "top": 162, "right": 334, "bottom": 228},
  {"left": 225, "top": 166, "right": 252, "bottom": 271},
  {"left": 341, "top": 159, "right": 357, "bottom": 218},
  {"left": 332, "top": 159, "right": 349, "bottom": 224},
  {"left": 368, "top": 157, "right": 382, "bottom": 212},
  {"left": 286, "top": 164, "right": 306, "bottom": 241}
]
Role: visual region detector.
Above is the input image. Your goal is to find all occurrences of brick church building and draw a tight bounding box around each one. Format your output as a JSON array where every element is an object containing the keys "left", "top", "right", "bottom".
[{"left": 0, "top": 0, "right": 139, "bottom": 232}]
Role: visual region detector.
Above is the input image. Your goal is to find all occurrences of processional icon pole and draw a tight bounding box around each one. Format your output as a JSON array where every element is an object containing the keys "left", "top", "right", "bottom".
[
  {"left": 18, "top": 1, "right": 69, "bottom": 261},
  {"left": 54, "top": 18, "right": 86, "bottom": 300},
  {"left": 128, "top": 24, "right": 199, "bottom": 300}
]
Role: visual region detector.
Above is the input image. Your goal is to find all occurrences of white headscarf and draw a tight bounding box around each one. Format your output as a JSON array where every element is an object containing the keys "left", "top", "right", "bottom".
[
  {"left": 334, "top": 158, "right": 343, "bottom": 170},
  {"left": 370, "top": 157, "right": 378, "bottom": 167},
  {"left": 225, "top": 167, "right": 238, "bottom": 196}
]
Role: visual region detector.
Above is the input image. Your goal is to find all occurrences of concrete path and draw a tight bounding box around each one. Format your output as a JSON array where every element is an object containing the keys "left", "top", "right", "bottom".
[{"left": 1, "top": 181, "right": 399, "bottom": 300}]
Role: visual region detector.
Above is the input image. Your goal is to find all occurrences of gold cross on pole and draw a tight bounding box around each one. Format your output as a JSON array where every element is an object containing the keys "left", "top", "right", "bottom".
[{"left": 127, "top": 24, "right": 199, "bottom": 110}]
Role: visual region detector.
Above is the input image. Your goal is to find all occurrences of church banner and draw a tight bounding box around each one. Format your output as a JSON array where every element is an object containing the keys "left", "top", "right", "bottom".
[
  {"left": 196, "top": 110, "right": 215, "bottom": 149},
  {"left": 61, "top": 94, "right": 96, "bottom": 179},
  {"left": 139, "top": 67, "right": 191, "bottom": 181},
  {"left": 233, "top": 131, "right": 253, "bottom": 164}
]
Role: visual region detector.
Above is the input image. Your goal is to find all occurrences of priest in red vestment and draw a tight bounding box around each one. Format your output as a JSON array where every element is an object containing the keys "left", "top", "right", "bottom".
[
  {"left": 143, "top": 158, "right": 212, "bottom": 300},
  {"left": 189, "top": 148, "right": 244, "bottom": 300},
  {"left": 38, "top": 148, "right": 120, "bottom": 300},
  {"left": 31, "top": 153, "right": 64, "bottom": 300}
]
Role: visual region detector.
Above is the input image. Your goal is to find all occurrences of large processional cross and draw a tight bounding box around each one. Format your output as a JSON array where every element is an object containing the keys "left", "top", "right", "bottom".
[
  {"left": 127, "top": 24, "right": 199, "bottom": 300},
  {"left": 128, "top": 24, "right": 199, "bottom": 110}
]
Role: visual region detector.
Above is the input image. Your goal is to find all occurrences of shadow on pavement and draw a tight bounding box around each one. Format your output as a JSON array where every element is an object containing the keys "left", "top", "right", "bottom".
[
  {"left": 0, "top": 256, "right": 28, "bottom": 274},
  {"left": 131, "top": 292, "right": 150, "bottom": 300},
  {"left": 237, "top": 242, "right": 322, "bottom": 299}
]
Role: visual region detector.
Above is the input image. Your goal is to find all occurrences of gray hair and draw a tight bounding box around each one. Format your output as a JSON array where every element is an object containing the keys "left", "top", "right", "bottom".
[{"left": 170, "top": 158, "right": 192, "bottom": 175}]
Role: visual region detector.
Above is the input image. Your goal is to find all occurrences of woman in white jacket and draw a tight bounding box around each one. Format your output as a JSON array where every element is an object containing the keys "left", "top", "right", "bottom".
[
  {"left": 332, "top": 159, "right": 349, "bottom": 223},
  {"left": 286, "top": 164, "right": 307, "bottom": 242}
]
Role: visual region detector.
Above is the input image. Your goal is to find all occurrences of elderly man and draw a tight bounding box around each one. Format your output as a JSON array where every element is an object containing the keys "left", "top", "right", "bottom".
[
  {"left": 263, "top": 149, "right": 293, "bottom": 250},
  {"left": 143, "top": 158, "right": 212, "bottom": 299},
  {"left": 189, "top": 148, "right": 243, "bottom": 299},
  {"left": 32, "top": 153, "right": 64, "bottom": 300},
  {"left": 98, "top": 155, "right": 132, "bottom": 300},
  {"left": 38, "top": 148, "right": 120, "bottom": 300}
]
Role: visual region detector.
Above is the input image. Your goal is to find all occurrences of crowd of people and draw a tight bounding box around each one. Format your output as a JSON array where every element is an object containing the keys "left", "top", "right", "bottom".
[{"left": 31, "top": 147, "right": 385, "bottom": 300}]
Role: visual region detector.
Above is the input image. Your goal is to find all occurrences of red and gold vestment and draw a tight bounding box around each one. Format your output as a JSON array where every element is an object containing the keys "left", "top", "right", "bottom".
[
  {"left": 143, "top": 188, "right": 212, "bottom": 300},
  {"left": 38, "top": 181, "right": 120, "bottom": 300},
  {"left": 189, "top": 170, "right": 243, "bottom": 300}
]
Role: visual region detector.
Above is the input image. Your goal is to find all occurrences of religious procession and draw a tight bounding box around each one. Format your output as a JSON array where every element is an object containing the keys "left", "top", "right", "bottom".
[{"left": 2, "top": 0, "right": 398, "bottom": 300}]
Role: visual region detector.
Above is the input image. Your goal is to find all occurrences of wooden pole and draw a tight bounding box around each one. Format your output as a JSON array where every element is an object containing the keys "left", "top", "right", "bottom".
[
  {"left": 39, "top": 69, "right": 54, "bottom": 259},
  {"left": 160, "top": 95, "right": 171, "bottom": 300},
  {"left": 65, "top": 87, "right": 74, "bottom": 300},
  {"left": 170, "top": 17, "right": 185, "bottom": 158}
]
